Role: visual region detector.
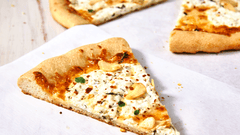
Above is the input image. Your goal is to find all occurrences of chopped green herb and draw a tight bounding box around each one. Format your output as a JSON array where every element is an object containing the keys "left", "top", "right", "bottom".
[
  {"left": 88, "top": 9, "right": 94, "bottom": 12},
  {"left": 118, "top": 52, "right": 129, "bottom": 64},
  {"left": 134, "top": 109, "right": 139, "bottom": 115},
  {"left": 118, "top": 101, "right": 125, "bottom": 107},
  {"left": 75, "top": 77, "right": 85, "bottom": 83}
]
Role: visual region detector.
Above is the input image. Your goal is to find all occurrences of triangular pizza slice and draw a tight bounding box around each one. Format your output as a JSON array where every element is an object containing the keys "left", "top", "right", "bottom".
[
  {"left": 170, "top": 0, "right": 240, "bottom": 53},
  {"left": 18, "top": 37, "right": 179, "bottom": 135},
  {"left": 49, "top": 0, "right": 166, "bottom": 28}
]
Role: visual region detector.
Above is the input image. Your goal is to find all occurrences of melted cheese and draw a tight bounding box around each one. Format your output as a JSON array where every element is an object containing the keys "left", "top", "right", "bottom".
[
  {"left": 65, "top": 63, "right": 178, "bottom": 134},
  {"left": 176, "top": 0, "right": 240, "bottom": 35},
  {"left": 69, "top": 0, "right": 164, "bottom": 23}
]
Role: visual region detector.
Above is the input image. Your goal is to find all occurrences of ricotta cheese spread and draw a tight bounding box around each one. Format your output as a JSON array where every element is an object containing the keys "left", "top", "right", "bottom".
[
  {"left": 65, "top": 63, "right": 178, "bottom": 134},
  {"left": 69, "top": 0, "right": 164, "bottom": 23},
  {"left": 180, "top": 0, "right": 240, "bottom": 27}
]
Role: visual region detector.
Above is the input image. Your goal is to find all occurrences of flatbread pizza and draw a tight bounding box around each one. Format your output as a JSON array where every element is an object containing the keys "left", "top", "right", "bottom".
[
  {"left": 170, "top": 0, "right": 240, "bottom": 53},
  {"left": 49, "top": 0, "right": 166, "bottom": 28},
  {"left": 18, "top": 37, "right": 179, "bottom": 135}
]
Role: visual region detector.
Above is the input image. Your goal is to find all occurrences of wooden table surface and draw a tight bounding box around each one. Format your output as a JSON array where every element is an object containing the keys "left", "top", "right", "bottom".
[{"left": 0, "top": 0, "right": 66, "bottom": 66}]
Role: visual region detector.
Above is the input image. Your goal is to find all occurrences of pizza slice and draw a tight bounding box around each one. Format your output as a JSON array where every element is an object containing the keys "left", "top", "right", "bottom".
[
  {"left": 49, "top": 0, "right": 166, "bottom": 28},
  {"left": 170, "top": 0, "right": 240, "bottom": 53},
  {"left": 18, "top": 37, "right": 179, "bottom": 135}
]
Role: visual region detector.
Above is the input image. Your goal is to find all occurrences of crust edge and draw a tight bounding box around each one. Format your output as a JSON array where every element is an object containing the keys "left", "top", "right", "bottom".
[{"left": 169, "top": 30, "right": 240, "bottom": 53}]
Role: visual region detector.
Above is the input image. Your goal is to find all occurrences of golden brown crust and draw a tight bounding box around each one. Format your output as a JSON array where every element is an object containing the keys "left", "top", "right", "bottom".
[
  {"left": 169, "top": 30, "right": 240, "bottom": 53},
  {"left": 49, "top": 0, "right": 90, "bottom": 28},
  {"left": 18, "top": 37, "right": 131, "bottom": 84}
]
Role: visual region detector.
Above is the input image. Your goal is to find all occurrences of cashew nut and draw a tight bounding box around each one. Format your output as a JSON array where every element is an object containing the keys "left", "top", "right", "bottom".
[
  {"left": 98, "top": 60, "right": 122, "bottom": 72},
  {"left": 125, "top": 83, "right": 147, "bottom": 100},
  {"left": 139, "top": 117, "right": 156, "bottom": 129},
  {"left": 221, "top": 1, "right": 236, "bottom": 11},
  {"left": 220, "top": 0, "right": 238, "bottom": 7}
]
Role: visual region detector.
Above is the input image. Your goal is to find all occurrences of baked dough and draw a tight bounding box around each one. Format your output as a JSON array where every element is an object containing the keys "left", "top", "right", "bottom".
[
  {"left": 49, "top": 0, "right": 90, "bottom": 28},
  {"left": 18, "top": 37, "right": 179, "bottom": 135},
  {"left": 170, "top": 30, "right": 240, "bottom": 53}
]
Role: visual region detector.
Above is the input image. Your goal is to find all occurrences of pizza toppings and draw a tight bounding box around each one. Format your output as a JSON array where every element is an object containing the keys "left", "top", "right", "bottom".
[
  {"left": 118, "top": 101, "right": 126, "bottom": 107},
  {"left": 68, "top": 0, "right": 166, "bottom": 25},
  {"left": 125, "top": 83, "right": 147, "bottom": 100},
  {"left": 175, "top": 0, "right": 240, "bottom": 35},
  {"left": 98, "top": 60, "right": 122, "bottom": 72},
  {"left": 134, "top": 109, "right": 140, "bottom": 115},
  {"left": 119, "top": 52, "right": 129, "bottom": 64},
  {"left": 75, "top": 77, "right": 85, "bottom": 83},
  {"left": 139, "top": 117, "right": 156, "bottom": 129}
]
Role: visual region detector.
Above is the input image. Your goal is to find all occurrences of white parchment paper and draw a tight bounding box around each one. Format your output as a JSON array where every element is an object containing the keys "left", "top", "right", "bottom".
[{"left": 0, "top": 25, "right": 240, "bottom": 135}]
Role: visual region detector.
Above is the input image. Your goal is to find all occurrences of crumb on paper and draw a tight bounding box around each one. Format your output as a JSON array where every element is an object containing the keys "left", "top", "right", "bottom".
[
  {"left": 180, "top": 109, "right": 182, "bottom": 111},
  {"left": 22, "top": 12, "right": 25, "bottom": 15},
  {"left": 185, "top": 123, "right": 187, "bottom": 125},
  {"left": 60, "top": 111, "right": 62, "bottom": 114},
  {"left": 151, "top": 62, "right": 153, "bottom": 64},
  {"left": 42, "top": 52, "right": 45, "bottom": 54},
  {"left": 177, "top": 83, "right": 182, "bottom": 86},
  {"left": 23, "top": 22, "right": 26, "bottom": 24},
  {"left": 11, "top": 4, "right": 15, "bottom": 7},
  {"left": 166, "top": 41, "right": 168, "bottom": 43},
  {"left": 66, "top": 126, "right": 70, "bottom": 129},
  {"left": 163, "top": 46, "right": 165, "bottom": 48},
  {"left": 144, "top": 66, "right": 148, "bottom": 69},
  {"left": 161, "top": 97, "right": 165, "bottom": 99},
  {"left": 235, "top": 67, "right": 237, "bottom": 69},
  {"left": 181, "top": 86, "right": 183, "bottom": 88},
  {"left": 173, "top": 104, "right": 175, "bottom": 106},
  {"left": 120, "top": 128, "right": 126, "bottom": 132}
]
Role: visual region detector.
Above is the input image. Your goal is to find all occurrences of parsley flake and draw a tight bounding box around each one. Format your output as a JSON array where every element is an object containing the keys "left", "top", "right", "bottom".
[
  {"left": 118, "top": 101, "right": 125, "bottom": 107},
  {"left": 119, "top": 52, "right": 129, "bottom": 64},
  {"left": 134, "top": 109, "right": 140, "bottom": 115},
  {"left": 88, "top": 9, "right": 94, "bottom": 12},
  {"left": 75, "top": 77, "right": 85, "bottom": 83}
]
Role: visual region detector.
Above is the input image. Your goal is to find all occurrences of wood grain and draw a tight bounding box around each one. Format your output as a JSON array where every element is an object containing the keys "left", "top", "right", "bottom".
[{"left": 0, "top": 0, "right": 66, "bottom": 66}]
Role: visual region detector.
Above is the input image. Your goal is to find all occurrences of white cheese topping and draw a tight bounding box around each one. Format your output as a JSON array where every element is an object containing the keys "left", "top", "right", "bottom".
[
  {"left": 65, "top": 63, "right": 178, "bottom": 134},
  {"left": 66, "top": 64, "right": 158, "bottom": 118},
  {"left": 69, "top": 0, "right": 164, "bottom": 23},
  {"left": 181, "top": 0, "right": 240, "bottom": 27}
]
